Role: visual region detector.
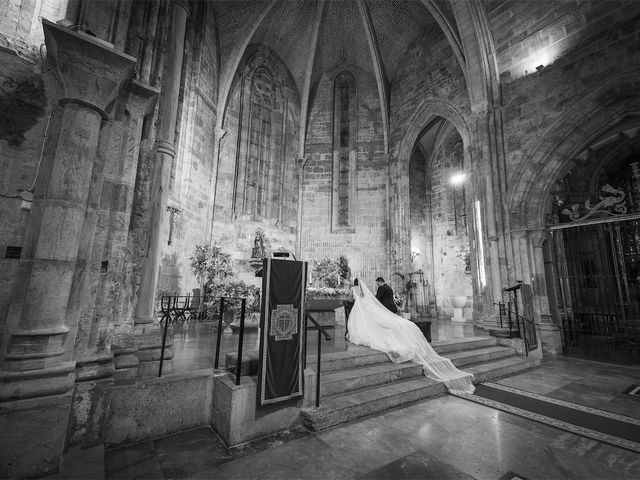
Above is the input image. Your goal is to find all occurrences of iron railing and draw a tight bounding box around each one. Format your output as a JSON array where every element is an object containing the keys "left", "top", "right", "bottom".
[
  {"left": 303, "top": 313, "right": 332, "bottom": 407},
  {"left": 158, "top": 295, "right": 333, "bottom": 407},
  {"left": 494, "top": 301, "right": 530, "bottom": 355},
  {"left": 213, "top": 297, "right": 248, "bottom": 386}
]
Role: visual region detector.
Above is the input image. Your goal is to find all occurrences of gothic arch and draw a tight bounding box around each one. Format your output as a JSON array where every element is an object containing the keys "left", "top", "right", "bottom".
[
  {"left": 507, "top": 71, "right": 640, "bottom": 231},
  {"left": 395, "top": 98, "right": 470, "bottom": 164}
]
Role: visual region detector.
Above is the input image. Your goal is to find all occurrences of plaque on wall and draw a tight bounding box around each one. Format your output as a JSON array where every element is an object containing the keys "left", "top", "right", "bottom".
[{"left": 5, "top": 246, "right": 22, "bottom": 259}]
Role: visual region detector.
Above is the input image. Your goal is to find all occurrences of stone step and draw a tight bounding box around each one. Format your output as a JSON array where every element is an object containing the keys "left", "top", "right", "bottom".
[
  {"left": 431, "top": 336, "right": 497, "bottom": 355},
  {"left": 308, "top": 345, "right": 389, "bottom": 373},
  {"left": 320, "top": 361, "right": 424, "bottom": 397},
  {"left": 307, "top": 337, "right": 499, "bottom": 373},
  {"left": 465, "top": 355, "right": 541, "bottom": 383},
  {"left": 302, "top": 377, "right": 445, "bottom": 431},
  {"left": 445, "top": 346, "right": 517, "bottom": 368}
]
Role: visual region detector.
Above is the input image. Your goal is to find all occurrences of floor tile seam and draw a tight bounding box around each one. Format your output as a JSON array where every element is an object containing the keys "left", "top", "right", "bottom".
[
  {"left": 558, "top": 358, "right": 640, "bottom": 371},
  {"left": 455, "top": 393, "right": 640, "bottom": 454},
  {"left": 483, "top": 382, "right": 640, "bottom": 426}
]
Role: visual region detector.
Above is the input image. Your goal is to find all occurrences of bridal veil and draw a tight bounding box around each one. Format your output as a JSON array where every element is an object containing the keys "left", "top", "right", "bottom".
[{"left": 347, "top": 280, "right": 475, "bottom": 395}]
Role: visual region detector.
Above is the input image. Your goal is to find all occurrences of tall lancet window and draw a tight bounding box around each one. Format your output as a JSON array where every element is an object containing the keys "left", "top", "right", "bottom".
[
  {"left": 332, "top": 71, "right": 357, "bottom": 231},
  {"left": 244, "top": 68, "right": 274, "bottom": 216}
]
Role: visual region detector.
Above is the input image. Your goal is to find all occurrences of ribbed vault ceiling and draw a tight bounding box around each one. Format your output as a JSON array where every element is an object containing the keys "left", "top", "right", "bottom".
[{"left": 211, "top": 0, "right": 464, "bottom": 153}]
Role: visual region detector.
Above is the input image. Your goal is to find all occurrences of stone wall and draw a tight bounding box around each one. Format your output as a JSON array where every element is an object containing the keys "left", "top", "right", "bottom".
[
  {"left": 302, "top": 65, "right": 388, "bottom": 286},
  {"left": 0, "top": 0, "right": 68, "bottom": 45},
  {"left": 388, "top": 26, "right": 473, "bottom": 311},
  {"left": 0, "top": 47, "right": 46, "bottom": 339},
  {"left": 497, "top": 0, "right": 640, "bottom": 204},
  {"left": 159, "top": 2, "right": 220, "bottom": 295},
  {"left": 389, "top": 28, "right": 470, "bottom": 152},
  {"left": 428, "top": 129, "right": 473, "bottom": 316}
]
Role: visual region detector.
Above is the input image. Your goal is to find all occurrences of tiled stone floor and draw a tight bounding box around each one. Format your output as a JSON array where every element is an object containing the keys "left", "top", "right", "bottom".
[
  {"left": 105, "top": 392, "right": 640, "bottom": 480},
  {"left": 494, "top": 356, "right": 640, "bottom": 419},
  {"left": 171, "top": 315, "right": 486, "bottom": 374},
  {"left": 112, "top": 316, "right": 640, "bottom": 479}
]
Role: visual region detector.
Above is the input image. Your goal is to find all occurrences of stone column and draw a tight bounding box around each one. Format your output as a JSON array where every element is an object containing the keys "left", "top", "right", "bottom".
[
  {"left": 66, "top": 82, "right": 159, "bottom": 450},
  {"left": 296, "top": 157, "right": 309, "bottom": 260},
  {"left": 132, "top": 0, "right": 189, "bottom": 377},
  {"left": 527, "top": 228, "right": 561, "bottom": 357},
  {"left": 0, "top": 20, "right": 135, "bottom": 479}
]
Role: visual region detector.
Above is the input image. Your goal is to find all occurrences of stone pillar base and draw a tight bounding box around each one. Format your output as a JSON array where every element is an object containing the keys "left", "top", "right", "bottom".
[
  {"left": 538, "top": 323, "right": 563, "bottom": 357},
  {"left": 0, "top": 392, "right": 73, "bottom": 479},
  {"left": 0, "top": 361, "right": 75, "bottom": 401},
  {"left": 66, "top": 355, "right": 114, "bottom": 449}
]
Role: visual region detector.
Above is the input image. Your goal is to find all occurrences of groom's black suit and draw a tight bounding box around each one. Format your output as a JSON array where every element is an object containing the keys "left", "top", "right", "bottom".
[{"left": 376, "top": 283, "right": 398, "bottom": 313}]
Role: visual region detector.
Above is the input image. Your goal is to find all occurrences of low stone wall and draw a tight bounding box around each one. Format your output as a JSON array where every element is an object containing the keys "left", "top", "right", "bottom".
[
  {"left": 211, "top": 374, "right": 303, "bottom": 446},
  {"left": 105, "top": 368, "right": 304, "bottom": 448},
  {"left": 105, "top": 369, "right": 214, "bottom": 445}
]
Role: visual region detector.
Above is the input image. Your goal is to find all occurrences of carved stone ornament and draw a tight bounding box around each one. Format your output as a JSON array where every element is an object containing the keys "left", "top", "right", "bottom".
[
  {"left": 270, "top": 304, "right": 299, "bottom": 341},
  {"left": 561, "top": 184, "right": 627, "bottom": 222}
]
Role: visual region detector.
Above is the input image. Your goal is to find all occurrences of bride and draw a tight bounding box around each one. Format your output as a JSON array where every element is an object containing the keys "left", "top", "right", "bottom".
[{"left": 346, "top": 279, "right": 475, "bottom": 395}]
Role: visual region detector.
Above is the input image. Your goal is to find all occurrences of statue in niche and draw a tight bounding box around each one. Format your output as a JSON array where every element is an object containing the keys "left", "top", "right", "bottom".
[
  {"left": 249, "top": 228, "right": 270, "bottom": 275},
  {"left": 338, "top": 255, "right": 351, "bottom": 287}
]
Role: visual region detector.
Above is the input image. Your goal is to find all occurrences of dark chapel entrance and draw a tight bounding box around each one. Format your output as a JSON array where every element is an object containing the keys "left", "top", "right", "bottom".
[
  {"left": 546, "top": 126, "right": 640, "bottom": 360},
  {"left": 550, "top": 219, "right": 640, "bottom": 360}
]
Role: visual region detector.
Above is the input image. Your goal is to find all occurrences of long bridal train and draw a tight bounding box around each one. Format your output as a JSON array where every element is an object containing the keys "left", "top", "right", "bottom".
[{"left": 346, "top": 280, "right": 475, "bottom": 395}]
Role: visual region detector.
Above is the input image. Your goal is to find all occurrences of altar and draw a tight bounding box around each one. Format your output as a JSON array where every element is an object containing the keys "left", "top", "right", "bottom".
[{"left": 305, "top": 291, "right": 350, "bottom": 328}]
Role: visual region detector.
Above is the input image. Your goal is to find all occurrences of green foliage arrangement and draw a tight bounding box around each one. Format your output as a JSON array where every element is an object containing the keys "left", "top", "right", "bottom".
[
  {"left": 190, "top": 244, "right": 261, "bottom": 314},
  {"left": 312, "top": 257, "right": 343, "bottom": 288},
  {"left": 190, "top": 244, "right": 234, "bottom": 286}
]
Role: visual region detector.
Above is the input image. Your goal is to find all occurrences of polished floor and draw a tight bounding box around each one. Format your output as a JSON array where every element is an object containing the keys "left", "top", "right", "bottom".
[
  {"left": 105, "top": 374, "right": 640, "bottom": 480},
  {"left": 120, "top": 315, "right": 640, "bottom": 479},
  {"left": 494, "top": 356, "right": 640, "bottom": 420},
  {"left": 170, "top": 314, "right": 487, "bottom": 374}
]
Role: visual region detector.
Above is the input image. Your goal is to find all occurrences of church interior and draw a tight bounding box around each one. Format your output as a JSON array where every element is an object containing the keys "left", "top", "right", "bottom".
[{"left": 1, "top": 0, "right": 640, "bottom": 478}]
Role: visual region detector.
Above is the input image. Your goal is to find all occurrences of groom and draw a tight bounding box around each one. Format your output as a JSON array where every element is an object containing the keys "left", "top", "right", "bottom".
[{"left": 375, "top": 277, "right": 398, "bottom": 314}]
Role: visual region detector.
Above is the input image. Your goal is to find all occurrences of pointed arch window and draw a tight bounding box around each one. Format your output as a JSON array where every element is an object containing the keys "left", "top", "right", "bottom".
[
  {"left": 332, "top": 70, "right": 357, "bottom": 231},
  {"left": 244, "top": 67, "right": 274, "bottom": 216}
]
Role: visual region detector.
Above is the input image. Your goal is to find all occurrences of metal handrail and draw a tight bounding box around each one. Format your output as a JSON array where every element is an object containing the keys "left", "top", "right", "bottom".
[
  {"left": 213, "top": 296, "right": 249, "bottom": 386},
  {"left": 494, "top": 301, "right": 530, "bottom": 356},
  {"left": 304, "top": 313, "right": 332, "bottom": 408}
]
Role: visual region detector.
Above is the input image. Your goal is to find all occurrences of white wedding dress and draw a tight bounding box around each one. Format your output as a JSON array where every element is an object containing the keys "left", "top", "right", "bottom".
[{"left": 346, "top": 281, "right": 475, "bottom": 395}]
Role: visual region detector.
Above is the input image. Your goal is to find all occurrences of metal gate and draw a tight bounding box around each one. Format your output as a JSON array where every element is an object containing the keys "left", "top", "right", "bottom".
[{"left": 550, "top": 219, "right": 640, "bottom": 358}]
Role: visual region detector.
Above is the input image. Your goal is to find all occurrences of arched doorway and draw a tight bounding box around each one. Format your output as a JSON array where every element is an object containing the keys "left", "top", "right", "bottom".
[
  {"left": 407, "top": 118, "right": 474, "bottom": 320},
  {"left": 546, "top": 119, "right": 640, "bottom": 361}
]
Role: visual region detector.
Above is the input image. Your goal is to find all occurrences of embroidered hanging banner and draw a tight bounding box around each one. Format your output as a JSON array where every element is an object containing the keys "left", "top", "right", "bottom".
[{"left": 257, "top": 258, "right": 307, "bottom": 406}]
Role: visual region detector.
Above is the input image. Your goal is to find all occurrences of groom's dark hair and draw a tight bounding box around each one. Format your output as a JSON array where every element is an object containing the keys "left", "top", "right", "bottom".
[
  {"left": 353, "top": 279, "right": 359, "bottom": 285},
  {"left": 375, "top": 277, "right": 385, "bottom": 283}
]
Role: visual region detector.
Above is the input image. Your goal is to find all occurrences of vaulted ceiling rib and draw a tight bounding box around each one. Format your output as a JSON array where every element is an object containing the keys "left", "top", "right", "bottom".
[
  {"left": 299, "top": 0, "right": 327, "bottom": 156},
  {"left": 357, "top": 0, "right": 390, "bottom": 154},
  {"left": 214, "top": 0, "right": 277, "bottom": 131},
  {"left": 213, "top": 0, "right": 467, "bottom": 148}
]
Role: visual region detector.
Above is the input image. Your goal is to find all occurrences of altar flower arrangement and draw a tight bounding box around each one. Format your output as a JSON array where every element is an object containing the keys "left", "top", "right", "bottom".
[
  {"left": 190, "top": 244, "right": 261, "bottom": 317},
  {"left": 306, "top": 286, "right": 351, "bottom": 298},
  {"left": 312, "top": 258, "right": 343, "bottom": 288}
]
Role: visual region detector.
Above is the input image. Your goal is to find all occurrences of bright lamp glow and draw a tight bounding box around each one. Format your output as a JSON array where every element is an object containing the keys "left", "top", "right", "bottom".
[{"left": 450, "top": 172, "right": 466, "bottom": 185}]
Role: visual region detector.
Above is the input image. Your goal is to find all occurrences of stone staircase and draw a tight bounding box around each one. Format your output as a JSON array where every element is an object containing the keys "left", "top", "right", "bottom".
[{"left": 301, "top": 336, "right": 539, "bottom": 431}]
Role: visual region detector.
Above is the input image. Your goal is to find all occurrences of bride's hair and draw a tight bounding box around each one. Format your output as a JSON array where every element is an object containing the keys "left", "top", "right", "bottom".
[{"left": 353, "top": 278, "right": 359, "bottom": 286}]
